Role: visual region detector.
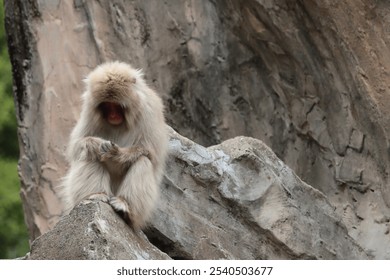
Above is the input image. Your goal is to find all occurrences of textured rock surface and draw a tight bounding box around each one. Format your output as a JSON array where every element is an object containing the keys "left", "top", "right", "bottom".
[
  {"left": 24, "top": 130, "right": 367, "bottom": 259},
  {"left": 26, "top": 200, "right": 171, "bottom": 260},
  {"left": 5, "top": 0, "right": 390, "bottom": 258},
  {"left": 145, "top": 129, "right": 367, "bottom": 259}
]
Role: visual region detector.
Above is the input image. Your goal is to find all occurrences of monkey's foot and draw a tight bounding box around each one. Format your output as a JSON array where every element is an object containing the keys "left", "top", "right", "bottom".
[
  {"left": 109, "top": 196, "right": 134, "bottom": 226},
  {"left": 85, "top": 192, "right": 110, "bottom": 203}
]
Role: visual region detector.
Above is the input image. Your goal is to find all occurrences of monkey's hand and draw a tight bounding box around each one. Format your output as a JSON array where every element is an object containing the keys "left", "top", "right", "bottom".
[
  {"left": 100, "top": 143, "right": 150, "bottom": 167},
  {"left": 78, "top": 137, "right": 105, "bottom": 161},
  {"left": 99, "top": 140, "right": 120, "bottom": 162}
]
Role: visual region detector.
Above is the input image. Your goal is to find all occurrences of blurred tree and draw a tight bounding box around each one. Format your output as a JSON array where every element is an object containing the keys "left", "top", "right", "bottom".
[
  {"left": 0, "top": 0, "right": 18, "bottom": 158},
  {"left": 0, "top": 0, "right": 29, "bottom": 258}
]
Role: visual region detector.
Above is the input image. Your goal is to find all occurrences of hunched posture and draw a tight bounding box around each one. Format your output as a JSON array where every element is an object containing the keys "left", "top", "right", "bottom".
[{"left": 61, "top": 61, "right": 169, "bottom": 229}]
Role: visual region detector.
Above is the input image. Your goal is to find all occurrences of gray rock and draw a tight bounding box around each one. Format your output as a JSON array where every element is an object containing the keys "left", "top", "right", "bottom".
[
  {"left": 26, "top": 200, "right": 170, "bottom": 260},
  {"left": 24, "top": 129, "right": 367, "bottom": 259},
  {"left": 145, "top": 129, "right": 367, "bottom": 259}
]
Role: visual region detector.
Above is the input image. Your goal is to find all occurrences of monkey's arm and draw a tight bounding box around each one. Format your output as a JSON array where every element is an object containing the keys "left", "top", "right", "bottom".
[
  {"left": 99, "top": 141, "right": 151, "bottom": 167},
  {"left": 69, "top": 136, "right": 105, "bottom": 162}
]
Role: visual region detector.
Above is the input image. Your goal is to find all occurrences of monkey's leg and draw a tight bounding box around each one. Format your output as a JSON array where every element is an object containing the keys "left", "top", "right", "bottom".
[
  {"left": 110, "top": 156, "right": 158, "bottom": 230},
  {"left": 62, "top": 160, "right": 112, "bottom": 214}
]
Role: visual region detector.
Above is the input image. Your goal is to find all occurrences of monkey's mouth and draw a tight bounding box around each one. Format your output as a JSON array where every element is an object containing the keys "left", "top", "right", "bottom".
[{"left": 99, "top": 102, "right": 125, "bottom": 126}]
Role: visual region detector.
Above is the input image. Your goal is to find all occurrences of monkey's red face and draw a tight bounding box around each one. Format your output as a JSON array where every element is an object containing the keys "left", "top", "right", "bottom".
[{"left": 99, "top": 102, "right": 125, "bottom": 126}]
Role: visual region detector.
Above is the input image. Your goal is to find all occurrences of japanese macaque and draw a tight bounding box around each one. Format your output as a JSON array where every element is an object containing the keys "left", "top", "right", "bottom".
[{"left": 60, "top": 61, "right": 169, "bottom": 230}]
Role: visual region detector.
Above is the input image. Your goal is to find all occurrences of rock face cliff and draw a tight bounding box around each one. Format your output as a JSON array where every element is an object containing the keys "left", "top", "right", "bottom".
[{"left": 4, "top": 0, "right": 390, "bottom": 258}]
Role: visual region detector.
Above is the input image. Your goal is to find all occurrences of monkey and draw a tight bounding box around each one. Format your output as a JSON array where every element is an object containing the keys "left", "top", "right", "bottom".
[{"left": 60, "top": 61, "right": 169, "bottom": 230}]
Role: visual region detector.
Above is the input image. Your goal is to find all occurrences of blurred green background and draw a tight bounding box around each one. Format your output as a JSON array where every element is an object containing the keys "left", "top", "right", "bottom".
[{"left": 0, "top": 0, "right": 29, "bottom": 258}]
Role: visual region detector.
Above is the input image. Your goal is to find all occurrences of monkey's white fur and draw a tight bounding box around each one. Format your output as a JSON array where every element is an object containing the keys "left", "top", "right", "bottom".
[{"left": 60, "top": 61, "right": 168, "bottom": 229}]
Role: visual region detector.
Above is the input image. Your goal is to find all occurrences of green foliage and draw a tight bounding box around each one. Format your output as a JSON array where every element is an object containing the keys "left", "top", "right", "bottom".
[
  {"left": 0, "top": 159, "right": 29, "bottom": 258},
  {"left": 0, "top": 0, "right": 29, "bottom": 258}
]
